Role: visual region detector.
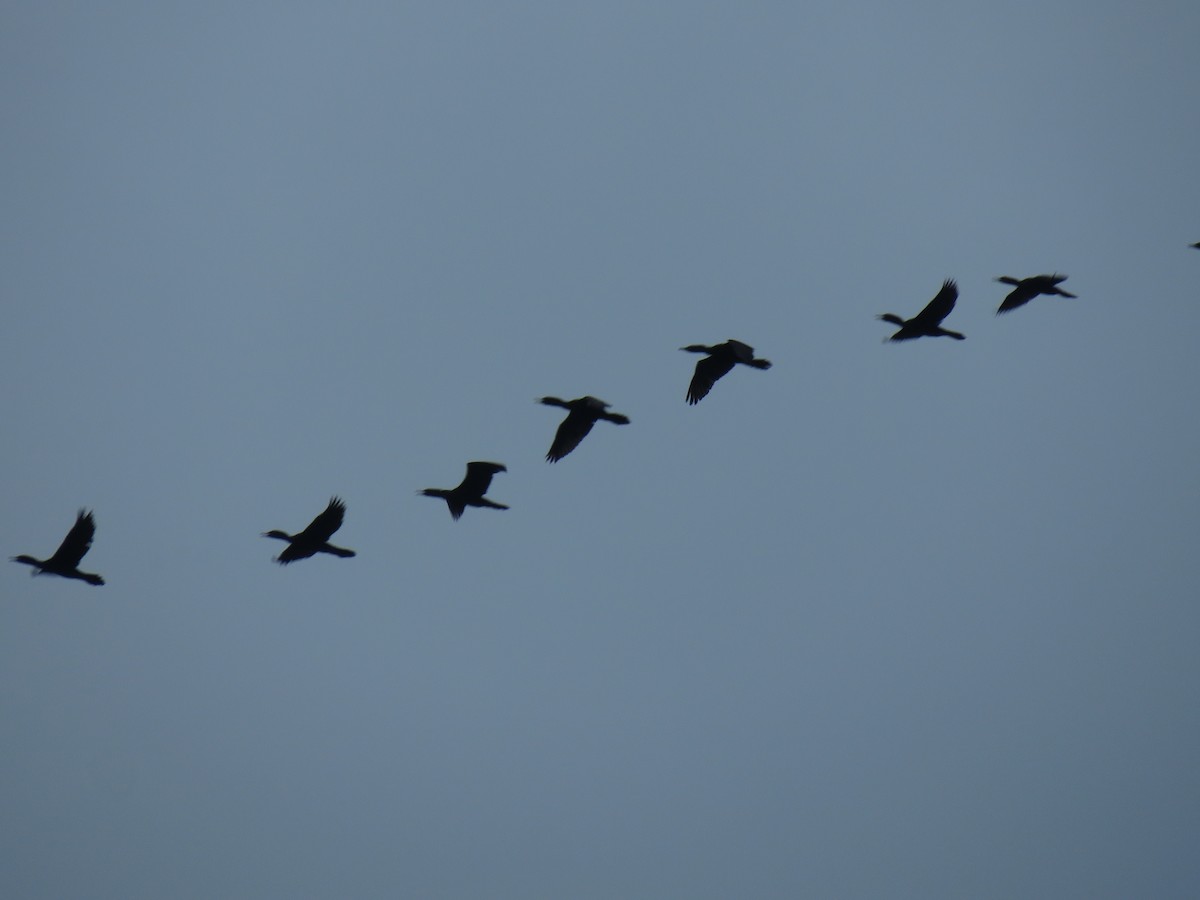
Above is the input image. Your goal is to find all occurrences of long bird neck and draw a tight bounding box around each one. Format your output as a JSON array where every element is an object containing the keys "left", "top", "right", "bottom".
[{"left": 263, "top": 530, "right": 294, "bottom": 542}]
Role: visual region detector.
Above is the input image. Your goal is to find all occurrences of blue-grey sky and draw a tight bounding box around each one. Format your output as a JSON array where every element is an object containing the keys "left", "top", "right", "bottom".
[{"left": 4, "top": 3, "right": 1200, "bottom": 897}]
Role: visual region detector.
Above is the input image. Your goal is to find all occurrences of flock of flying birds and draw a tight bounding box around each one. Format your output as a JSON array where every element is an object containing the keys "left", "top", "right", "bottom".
[{"left": 8, "top": 260, "right": 1195, "bottom": 585}]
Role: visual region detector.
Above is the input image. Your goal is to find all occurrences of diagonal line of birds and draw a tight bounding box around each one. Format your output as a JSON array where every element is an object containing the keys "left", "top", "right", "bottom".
[{"left": 10, "top": 256, "right": 1198, "bottom": 583}]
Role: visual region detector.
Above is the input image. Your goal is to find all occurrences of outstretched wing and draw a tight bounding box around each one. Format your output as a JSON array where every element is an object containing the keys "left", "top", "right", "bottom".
[
  {"left": 547, "top": 411, "right": 595, "bottom": 462},
  {"left": 914, "top": 279, "right": 958, "bottom": 326},
  {"left": 297, "top": 497, "right": 346, "bottom": 543},
  {"left": 460, "top": 461, "right": 506, "bottom": 496},
  {"left": 997, "top": 283, "right": 1037, "bottom": 313},
  {"left": 687, "top": 354, "right": 736, "bottom": 405},
  {"left": 47, "top": 510, "right": 96, "bottom": 569}
]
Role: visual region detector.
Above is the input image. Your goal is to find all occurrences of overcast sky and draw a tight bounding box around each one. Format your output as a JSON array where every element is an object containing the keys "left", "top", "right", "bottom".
[{"left": 3, "top": 2, "right": 1200, "bottom": 898}]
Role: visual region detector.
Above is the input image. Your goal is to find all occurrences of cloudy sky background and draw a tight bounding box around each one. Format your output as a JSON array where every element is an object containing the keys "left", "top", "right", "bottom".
[{"left": 3, "top": 2, "right": 1200, "bottom": 897}]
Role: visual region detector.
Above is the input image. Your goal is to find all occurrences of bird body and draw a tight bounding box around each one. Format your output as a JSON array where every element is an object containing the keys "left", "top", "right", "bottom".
[
  {"left": 878, "top": 279, "right": 965, "bottom": 341},
  {"left": 263, "top": 497, "right": 356, "bottom": 564},
  {"left": 421, "top": 461, "right": 509, "bottom": 519},
  {"left": 11, "top": 509, "right": 105, "bottom": 585},
  {"left": 680, "top": 339, "right": 772, "bottom": 405},
  {"left": 539, "top": 396, "right": 629, "bottom": 462},
  {"left": 995, "top": 273, "right": 1076, "bottom": 314}
]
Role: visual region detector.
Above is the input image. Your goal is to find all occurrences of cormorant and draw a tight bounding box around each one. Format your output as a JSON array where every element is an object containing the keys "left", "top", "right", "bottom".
[
  {"left": 878, "top": 279, "right": 965, "bottom": 341},
  {"left": 539, "top": 396, "right": 630, "bottom": 462},
  {"left": 679, "top": 339, "right": 772, "bottom": 405},
  {"left": 263, "top": 497, "right": 356, "bottom": 564},
  {"left": 995, "top": 273, "right": 1076, "bottom": 314},
  {"left": 420, "top": 462, "right": 509, "bottom": 520},
  {"left": 12, "top": 509, "right": 105, "bottom": 585}
]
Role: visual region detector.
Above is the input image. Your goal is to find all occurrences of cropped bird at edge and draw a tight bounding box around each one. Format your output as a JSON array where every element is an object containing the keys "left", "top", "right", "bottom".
[
  {"left": 263, "top": 496, "right": 356, "bottom": 564},
  {"left": 994, "top": 273, "right": 1076, "bottom": 314},
  {"left": 680, "top": 339, "right": 771, "bottom": 405},
  {"left": 539, "top": 396, "right": 630, "bottom": 462},
  {"left": 420, "top": 462, "right": 509, "bottom": 520},
  {"left": 11, "top": 509, "right": 106, "bottom": 585},
  {"left": 878, "top": 279, "right": 965, "bottom": 341}
]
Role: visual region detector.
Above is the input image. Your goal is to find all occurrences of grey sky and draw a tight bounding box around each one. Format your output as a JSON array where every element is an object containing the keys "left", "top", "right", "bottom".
[{"left": 3, "top": 2, "right": 1200, "bottom": 897}]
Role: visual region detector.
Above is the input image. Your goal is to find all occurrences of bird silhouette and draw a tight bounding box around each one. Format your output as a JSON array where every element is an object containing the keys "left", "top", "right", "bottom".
[
  {"left": 420, "top": 462, "right": 509, "bottom": 520},
  {"left": 263, "top": 497, "right": 356, "bottom": 564},
  {"left": 878, "top": 279, "right": 965, "bottom": 341},
  {"left": 995, "top": 273, "right": 1076, "bottom": 314},
  {"left": 1190, "top": 242, "right": 1200, "bottom": 250},
  {"left": 12, "top": 509, "right": 106, "bottom": 585},
  {"left": 539, "top": 396, "right": 630, "bottom": 462},
  {"left": 679, "top": 340, "right": 772, "bottom": 405}
]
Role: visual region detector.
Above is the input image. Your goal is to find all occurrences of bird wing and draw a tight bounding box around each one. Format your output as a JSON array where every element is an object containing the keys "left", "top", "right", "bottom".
[
  {"left": 914, "top": 280, "right": 958, "bottom": 326},
  {"left": 47, "top": 510, "right": 96, "bottom": 568},
  {"left": 547, "top": 411, "right": 595, "bottom": 461},
  {"left": 997, "top": 283, "right": 1036, "bottom": 313},
  {"left": 297, "top": 497, "right": 346, "bottom": 543},
  {"left": 460, "top": 462, "right": 505, "bottom": 496},
  {"left": 687, "top": 353, "right": 736, "bottom": 405}
]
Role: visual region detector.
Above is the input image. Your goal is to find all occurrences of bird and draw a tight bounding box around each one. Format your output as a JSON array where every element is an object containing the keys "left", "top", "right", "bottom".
[
  {"left": 262, "top": 497, "right": 356, "bottom": 564},
  {"left": 420, "top": 462, "right": 509, "bottom": 520},
  {"left": 539, "top": 396, "right": 630, "bottom": 462},
  {"left": 679, "top": 340, "right": 772, "bottom": 405},
  {"left": 1190, "top": 242, "right": 1200, "bottom": 250},
  {"left": 878, "top": 279, "right": 965, "bottom": 341},
  {"left": 12, "top": 509, "right": 106, "bottom": 585},
  {"left": 994, "top": 273, "right": 1076, "bottom": 314}
]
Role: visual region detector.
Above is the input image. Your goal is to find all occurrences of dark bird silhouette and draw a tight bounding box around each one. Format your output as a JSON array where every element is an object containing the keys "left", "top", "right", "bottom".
[
  {"left": 539, "top": 396, "right": 630, "bottom": 462},
  {"left": 263, "top": 496, "right": 356, "bottom": 564},
  {"left": 995, "top": 273, "right": 1076, "bottom": 314},
  {"left": 679, "top": 339, "right": 772, "bottom": 405},
  {"left": 1191, "top": 242, "right": 1200, "bottom": 250},
  {"left": 878, "top": 279, "right": 965, "bottom": 341},
  {"left": 12, "top": 509, "right": 105, "bottom": 585},
  {"left": 420, "top": 461, "right": 509, "bottom": 520}
]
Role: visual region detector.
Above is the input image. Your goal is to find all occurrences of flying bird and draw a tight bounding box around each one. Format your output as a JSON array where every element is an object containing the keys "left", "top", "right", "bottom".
[
  {"left": 263, "top": 496, "right": 356, "bottom": 564},
  {"left": 420, "top": 462, "right": 509, "bottom": 520},
  {"left": 878, "top": 279, "right": 965, "bottom": 341},
  {"left": 679, "top": 339, "right": 772, "bottom": 405},
  {"left": 539, "top": 396, "right": 630, "bottom": 462},
  {"left": 11, "top": 509, "right": 106, "bottom": 585},
  {"left": 994, "top": 273, "right": 1076, "bottom": 314}
]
